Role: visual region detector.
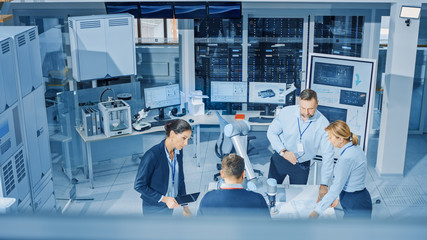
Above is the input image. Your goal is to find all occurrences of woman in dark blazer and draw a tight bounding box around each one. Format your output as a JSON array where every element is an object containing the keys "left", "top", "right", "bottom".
[{"left": 134, "top": 119, "right": 192, "bottom": 216}]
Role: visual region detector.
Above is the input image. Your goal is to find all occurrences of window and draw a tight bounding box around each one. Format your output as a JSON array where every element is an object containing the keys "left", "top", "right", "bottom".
[{"left": 139, "top": 19, "right": 178, "bottom": 44}]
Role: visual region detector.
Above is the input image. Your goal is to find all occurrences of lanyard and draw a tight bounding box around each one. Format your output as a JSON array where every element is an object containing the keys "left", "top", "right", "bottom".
[
  {"left": 340, "top": 144, "right": 354, "bottom": 156},
  {"left": 168, "top": 157, "right": 176, "bottom": 185},
  {"left": 297, "top": 118, "right": 312, "bottom": 141}
]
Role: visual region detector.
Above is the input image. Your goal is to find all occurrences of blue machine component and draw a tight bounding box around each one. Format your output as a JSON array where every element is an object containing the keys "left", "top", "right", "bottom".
[
  {"left": 313, "top": 62, "right": 354, "bottom": 88},
  {"left": 340, "top": 89, "right": 367, "bottom": 107},
  {"left": 258, "top": 89, "right": 276, "bottom": 98}
]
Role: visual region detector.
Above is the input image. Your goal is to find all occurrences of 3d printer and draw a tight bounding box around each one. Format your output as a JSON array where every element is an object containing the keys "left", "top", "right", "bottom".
[{"left": 98, "top": 100, "right": 132, "bottom": 137}]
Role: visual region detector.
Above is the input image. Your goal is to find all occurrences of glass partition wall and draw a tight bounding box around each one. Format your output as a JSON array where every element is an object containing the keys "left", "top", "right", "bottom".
[
  {"left": 247, "top": 18, "right": 304, "bottom": 113},
  {"left": 194, "top": 18, "right": 243, "bottom": 111},
  {"left": 195, "top": 14, "right": 366, "bottom": 113}
]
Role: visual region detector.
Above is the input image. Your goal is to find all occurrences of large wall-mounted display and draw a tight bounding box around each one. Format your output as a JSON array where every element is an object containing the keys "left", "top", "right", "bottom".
[{"left": 307, "top": 53, "right": 376, "bottom": 151}]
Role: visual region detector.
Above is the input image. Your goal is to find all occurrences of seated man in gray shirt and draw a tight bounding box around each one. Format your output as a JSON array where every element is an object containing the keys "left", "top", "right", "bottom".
[{"left": 198, "top": 154, "right": 270, "bottom": 218}]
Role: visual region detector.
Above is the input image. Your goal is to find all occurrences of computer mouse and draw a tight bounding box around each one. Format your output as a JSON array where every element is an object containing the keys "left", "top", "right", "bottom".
[{"left": 189, "top": 119, "right": 194, "bottom": 123}]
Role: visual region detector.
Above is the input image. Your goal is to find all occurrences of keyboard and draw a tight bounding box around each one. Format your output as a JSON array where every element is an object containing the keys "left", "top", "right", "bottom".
[
  {"left": 149, "top": 120, "right": 169, "bottom": 127},
  {"left": 248, "top": 117, "right": 274, "bottom": 123}
]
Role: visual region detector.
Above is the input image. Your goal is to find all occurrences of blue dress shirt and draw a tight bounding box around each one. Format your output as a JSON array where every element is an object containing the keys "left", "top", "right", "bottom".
[
  {"left": 267, "top": 105, "right": 334, "bottom": 185},
  {"left": 162, "top": 146, "right": 180, "bottom": 200},
  {"left": 314, "top": 142, "right": 368, "bottom": 215}
]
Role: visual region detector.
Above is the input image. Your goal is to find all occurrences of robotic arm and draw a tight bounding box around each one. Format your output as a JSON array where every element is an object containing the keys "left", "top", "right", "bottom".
[{"left": 224, "top": 120, "right": 257, "bottom": 181}]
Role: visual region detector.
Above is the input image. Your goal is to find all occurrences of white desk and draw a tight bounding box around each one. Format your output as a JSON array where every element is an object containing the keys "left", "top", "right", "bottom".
[
  {"left": 76, "top": 110, "right": 270, "bottom": 188},
  {"left": 272, "top": 185, "right": 335, "bottom": 219}
]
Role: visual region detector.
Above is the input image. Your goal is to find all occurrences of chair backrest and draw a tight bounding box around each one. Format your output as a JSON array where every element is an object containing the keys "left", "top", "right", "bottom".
[{"left": 214, "top": 111, "right": 234, "bottom": 159}]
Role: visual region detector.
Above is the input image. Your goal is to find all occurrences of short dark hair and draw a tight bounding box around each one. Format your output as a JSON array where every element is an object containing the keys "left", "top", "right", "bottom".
[
  {"left": 300, "top": 89, "right": 318, "bottom": 101},
  {"left": 164, "top": 119, "right": 192, "bottom": 137},
  {"left": 221, "top": 154, "right": 245, "bottom": 179}
]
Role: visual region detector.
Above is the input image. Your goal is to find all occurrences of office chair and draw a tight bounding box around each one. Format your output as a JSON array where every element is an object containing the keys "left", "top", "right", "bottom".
[{"left": 213, "top": 111, "right": 261, "bottom": 181}]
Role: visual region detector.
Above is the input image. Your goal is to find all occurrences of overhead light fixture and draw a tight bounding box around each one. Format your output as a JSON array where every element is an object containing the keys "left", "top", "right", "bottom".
[{"left": 400, "top": 6, "right": 421, "bottom": 27}]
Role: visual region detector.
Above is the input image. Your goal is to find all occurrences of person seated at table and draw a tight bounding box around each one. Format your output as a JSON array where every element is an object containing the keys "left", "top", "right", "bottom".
[
  {"left": 309, "top": 120, "right": 372, "bottom": 219},
  {"left": 197, "top": 154, "right": 270, "bottom": 218},
  {"left": 134, "top": 119, "right": 192, "bottom": 216}
]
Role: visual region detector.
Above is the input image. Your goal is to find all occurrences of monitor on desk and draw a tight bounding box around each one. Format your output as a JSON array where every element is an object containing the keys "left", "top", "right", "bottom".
[
  {"left": 210, "top": 81, "right": 247, "bottom": 115},
  {"left": 144, "top": 84, "right": 180, "bottom": 121},
  {"left": 249, "top": 82, "right": 288, "bottom": 116}
]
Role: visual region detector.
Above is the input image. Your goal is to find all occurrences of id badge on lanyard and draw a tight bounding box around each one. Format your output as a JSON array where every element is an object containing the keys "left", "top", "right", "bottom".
[
  {"left": 297, "top": 118, "right": 311, "bottom": 154},
  {"left": 297, "top": 141, "right": 304, "bottom": 153}
]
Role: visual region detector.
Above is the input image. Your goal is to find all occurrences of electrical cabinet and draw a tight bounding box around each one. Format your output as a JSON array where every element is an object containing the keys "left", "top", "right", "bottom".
[
  {"left": 0, "top": 26, "right": 43, "bottom": 98},
  {"left": 0, "top": 36, "right": 18, "bottom": 114},
  {"left": 0, "top": 105, "right": 23, "bottom": 167},
  {"left": 0, "top": 26, "right": 55, "bottom": 213},
  {"left": 22, "top": 86, "right": 51, "bottom": 190},
  {"left": 0, "top": 146, "right": 31, "bottom": 210},
  {"left": 68, "top": 13, "right": 136, "bottom": 81}
]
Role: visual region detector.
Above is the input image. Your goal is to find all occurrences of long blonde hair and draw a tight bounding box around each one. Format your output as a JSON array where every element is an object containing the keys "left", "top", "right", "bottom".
[{"left": 325, "top": 120, "right": 359, "bottom": 146}]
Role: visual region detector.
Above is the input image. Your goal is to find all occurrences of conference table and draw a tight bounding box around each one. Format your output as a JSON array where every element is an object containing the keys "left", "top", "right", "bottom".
[{"left": 76, "top": 110, "right": 271, "bottom": 188}]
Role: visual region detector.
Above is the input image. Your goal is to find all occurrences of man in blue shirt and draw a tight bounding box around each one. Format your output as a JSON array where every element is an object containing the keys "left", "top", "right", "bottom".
[
  {"left": 267, "top": 89, "right": 334, "bottom": 202},
  {"left": 197, "top": 154, "right": 270, "bottom": 218}
]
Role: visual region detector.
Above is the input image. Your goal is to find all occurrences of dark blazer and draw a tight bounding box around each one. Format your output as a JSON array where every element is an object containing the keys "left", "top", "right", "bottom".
[
  {"left": 197, "top": 188, "right": 270, "bottom": 218},
  {"left": 134, "top": 139, "right": 187, "bottom": 209}
]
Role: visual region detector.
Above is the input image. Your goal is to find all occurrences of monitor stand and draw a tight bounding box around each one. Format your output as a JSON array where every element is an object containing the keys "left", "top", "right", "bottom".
[
  {"left": 222, "top": 103, "right": 236, "bottom": 115},
  {"left": 154, "top": 107, "right": 171, "bottom": 121},
  {"left": 260, "top": 104, "right": 275, "bottom": 116}
]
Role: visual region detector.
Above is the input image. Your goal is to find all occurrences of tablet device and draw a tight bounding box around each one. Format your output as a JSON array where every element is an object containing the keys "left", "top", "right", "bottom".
[{"left": 176, "top": 192, "right": 200, "bottom": 205}]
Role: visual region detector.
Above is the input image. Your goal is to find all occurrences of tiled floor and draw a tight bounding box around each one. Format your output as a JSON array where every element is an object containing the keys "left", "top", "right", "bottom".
[{"left": 53, "top": 130, "right": 427, "bottom": 219}]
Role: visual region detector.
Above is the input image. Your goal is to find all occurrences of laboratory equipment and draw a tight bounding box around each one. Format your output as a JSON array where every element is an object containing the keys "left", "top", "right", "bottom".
[
  {"left": 210, "top": 81, "right": 248, "bottom": 115},
  {"left": 224, "top": 120, "right": 256, "bottom": 181},
  {"left": 68, "top": 14, "right": 136, "bottom": 81},
  {"left": 98, "top": 100, "right": 132, "bottom": 137},
  {"left": 132, "top": 108, "right": 151, "bottom": 131},
  {"left": 267, "top": 178, "right": 278, "bottom": 214},
  {"left": 144, "top": 84, "right": 180, "bottom": 121},
  {"left": 188, "top": 90, "right": 208, "bottom": 116}
]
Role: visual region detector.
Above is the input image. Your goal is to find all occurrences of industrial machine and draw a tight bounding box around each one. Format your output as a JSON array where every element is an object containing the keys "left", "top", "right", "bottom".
[{"left": 98, "top": 100, "right": 132, "bottom": 137}]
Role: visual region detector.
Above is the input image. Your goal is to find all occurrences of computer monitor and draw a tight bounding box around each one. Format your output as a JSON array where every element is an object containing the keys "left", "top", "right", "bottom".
[
  {"left": 249, "top": 82, "right": 288, "bottom": 115},
  {"left": 144, "top": 84, "right": 180, "bottom": 121},
  {"left": 210, "top": 81, "right": 247, "bottom": 115}
]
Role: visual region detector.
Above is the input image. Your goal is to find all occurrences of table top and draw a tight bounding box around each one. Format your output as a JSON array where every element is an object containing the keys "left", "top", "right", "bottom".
[
  {"left": 76, "top": 110, "right": 271, "bottom": 142},
  {"left": 272, "top": 185, "right": 335, "bottom": 219}
]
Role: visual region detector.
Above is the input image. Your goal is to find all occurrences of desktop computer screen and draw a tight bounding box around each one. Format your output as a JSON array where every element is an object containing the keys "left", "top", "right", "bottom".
[
  {"left": 144, "top": 84, "right": 180, "bottom": 120},
  {"left": 210, "top": 81, "right": 247, "bottom": 103},
  {"left": 249, "top": 82, "right": 288, "bottom": 104}
]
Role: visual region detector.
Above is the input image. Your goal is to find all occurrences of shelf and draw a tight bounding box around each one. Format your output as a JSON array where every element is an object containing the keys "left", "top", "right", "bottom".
[{"left": 0, "top": 14, "right": 13, "bottom": 23}]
